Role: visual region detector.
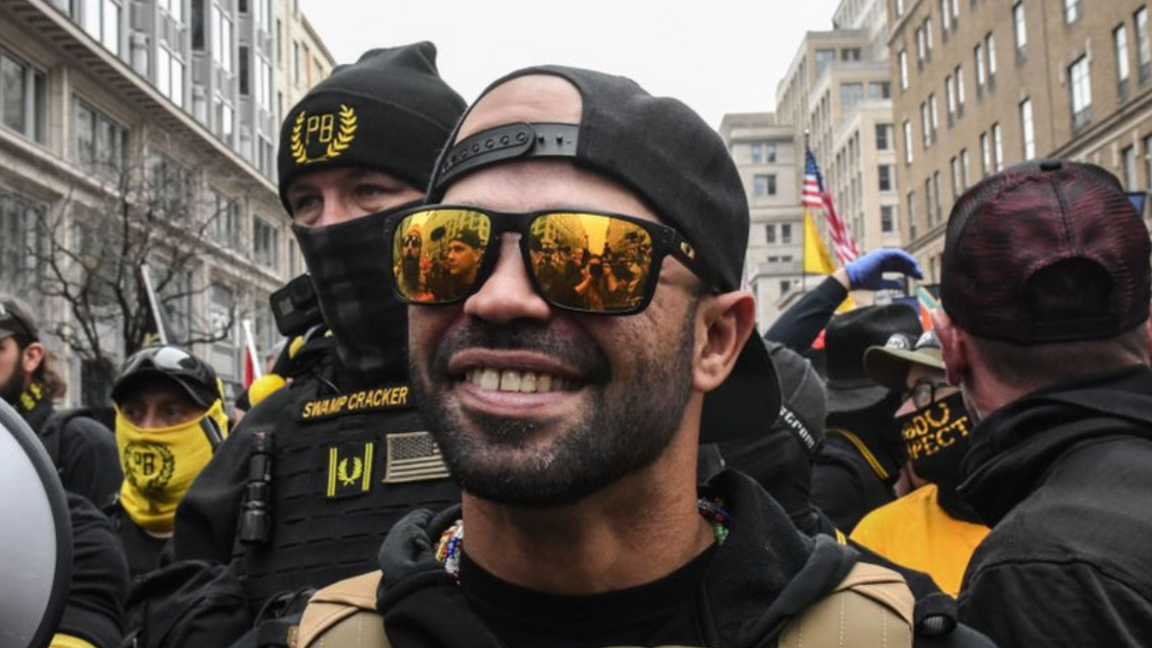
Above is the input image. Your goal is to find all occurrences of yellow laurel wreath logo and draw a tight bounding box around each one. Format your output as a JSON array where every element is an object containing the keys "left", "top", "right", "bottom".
[
  {"left": 291, "top": 104, "right": 358, "bottom": 165},
  {"left": 291, "top": 112, "right": 307, "bottom": 164},
  {"left": 337, "top": 456, "right": 363, "bottom": 486}
]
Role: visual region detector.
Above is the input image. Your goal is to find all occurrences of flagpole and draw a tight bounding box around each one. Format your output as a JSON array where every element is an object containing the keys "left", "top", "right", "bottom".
[
  {"left": 140, "top": 263, "right": 168, "bottom": 346},
  {"left": 802, "top": 130, "right": 810, "bottom": 293},
  {"left": 242, "top": 319, "right": 263, "bottom": 381}
]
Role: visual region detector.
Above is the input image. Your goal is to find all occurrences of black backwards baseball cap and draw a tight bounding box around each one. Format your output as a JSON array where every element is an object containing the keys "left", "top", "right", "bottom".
[
  {"left": 276, "top": 41, "right": 467, "bottom": 214},
  {"left": 424, "top": 65, "right": 779, "bottom": 444},
  {"left": 0, "top": 294, "right": 38, "bottom": 341},
  {"left": 942, "top": 159, "right": 1151, "bottom": 343},
  {"left": 111, "top": 345, "right": 221, "bottom": 410},
  {"left": 824, "top": 304, "right": 923, "bottom": 413}
]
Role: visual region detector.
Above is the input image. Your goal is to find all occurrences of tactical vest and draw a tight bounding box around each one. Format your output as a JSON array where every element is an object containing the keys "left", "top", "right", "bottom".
[{"left": 233, "top": 370, "right": 460, "bottom": 613}]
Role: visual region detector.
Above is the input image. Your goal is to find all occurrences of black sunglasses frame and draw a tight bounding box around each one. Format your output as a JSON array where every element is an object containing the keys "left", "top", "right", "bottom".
[{"left": 389, "top": 205, "right": 716, "bottom": 315}]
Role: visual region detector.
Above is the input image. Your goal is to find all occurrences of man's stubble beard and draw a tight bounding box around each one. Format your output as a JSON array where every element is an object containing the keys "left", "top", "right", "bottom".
[{"left": 411, "top": 304, "right": 698, "bottom": 508}]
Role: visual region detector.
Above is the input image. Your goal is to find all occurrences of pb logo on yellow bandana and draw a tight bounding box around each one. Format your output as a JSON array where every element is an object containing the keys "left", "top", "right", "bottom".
[
  {"left": 122, "top": 441, "right": 176, "bottom": 494},
  {"left": 291, "top": 104, "right": 358, "bottom": 165}
]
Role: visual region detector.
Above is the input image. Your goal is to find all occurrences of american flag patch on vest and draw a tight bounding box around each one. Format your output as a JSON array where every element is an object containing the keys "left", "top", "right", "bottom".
[{"left": 383, "top": 431, "right": 451, "bottom": 483}]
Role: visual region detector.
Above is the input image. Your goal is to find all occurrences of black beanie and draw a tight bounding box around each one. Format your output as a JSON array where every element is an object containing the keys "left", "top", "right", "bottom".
[{"left": 276, "top": 41, "right": 466, "bottom": 214}]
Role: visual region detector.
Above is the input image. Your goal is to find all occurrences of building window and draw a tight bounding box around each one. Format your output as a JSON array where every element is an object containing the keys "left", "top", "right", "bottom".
[
  {"left": 907, "top": 191, "right": 917, "bottom": 239},
  {"left": 158, "top": 0, "right": 182, "bottom": 22},
  {"left": 980, "top": 132, "right": 991, "bottom": 177},
  {"left": 985, "top": 33, "right": 997, "bottom": 83},
  {"left": 1020, "top": 98, "right": 1035, "bottom": 159},
  {"left": 1123, "top": 145, "right": 1138, "bottom": 188},
  {"left": 920, "top": 102, "right": 930, "bottom": 149},
  {"left": 1138, "top": 7, "right": 1151, "bottom": 85},
  {"left": 83, "top": 0, "right": 121, "bottom": 54},
  {"left": 0, "top": 189, "right": 44, "bottom": 291},
  {"left": 879, "top": 164, "right": 893, "bottom": 191},
  {"left": 940, "top": 0, "right": 951, "bottom": 33},
  {"left": 842, "top": 48, "right": 861, "bottom": 61},
  {"left": 781, "top": 223, "right": 793, "bottom": 244},
  {"left": 925, "top": 178, "right": 934, "bottom": 227},
  {"left": 253, "top": 217, "right": 279, "bottom": 270},
  {"left": 868, "top": 82, "right": 890, "bottom": 99},
  {"left": 765, "top": 224, "right": 776, "bottom": 244},
  {"left": 876, "top": 123, "right": 891, "bottom": 150},
  {"left": 955, "top": 65, "right": 966, "bottom": 115},
  {"left": 1117, "top": 24, "right": 1132, "bottom": 98},
  {"left": 151, "top": 154, "right": 190, "bottom": 214},
  {"left": 1069, "top": 55, "right": 1092, "bottom": 130},
  {"left": 929, "top": 94, "right": 939, "bottom": 139},
  {"left": 975, "top": 44, "right": 986, "bottom": 94},
  {"left": 992, "top": 123, "right": 1005, "bottom": 172},
  {"left": 915, "top": 27, "right": 926, "bottom": 65},
  {"left": 925, "top": 17, "right": 934, "bottom": 56},
  {"left": 1064, "top": 0, "right": 1081, "bottom": 24},
  {"left": 74, "top": 99, "right": 127, "bottom": 178},
  {"left": 0, "top": 49, "right": 46, "bottom": 143},
  {"left": 753, "top": 174, "right": 777, "bottom": 197},
  {"left": 210, "top": 190, "right": 240, "bottom": 249},
  {"left": 1144, "top": 135, "right": 1152, "bottom": 186},
  {"left": 815, "top": 48, "right": 836, "bottom": 74},
  {"left": 899, "top": 49, "right": 909, "bottom": 90},
  {"left": 841, "top": 82, "right": 864, "bottom": 111},
  {"left": 896, "top": 0, "right": 905, "bottom": 17},
  {"left": 751, "top": 143, "right": 763, "bottom": 164},
  {"left": 933, "top": 171, "right": 942, "bottom": 224},
  {"left": 212, "top": 3, "right": 233, "bottom": 73},
  {"left": 903, "top": 120, "right": 914, "bottom": 164},
  {"left": 960, "top": 148, "right": 971, "bottom": 190},
  {"left": 1013, "top": 2, "right": 1027, "bottom": 59},
  {"left": 881, "top": 205, "right": 896, "bottom": 233},
  {"left": 945, "top": 74, "right": 955, "bottom": 123},
  {"left": 950, "top": 156, "right": 961, "bottom": 199},
  {"left": 156, "top": 45, "right": 184, "bottom": 108}
]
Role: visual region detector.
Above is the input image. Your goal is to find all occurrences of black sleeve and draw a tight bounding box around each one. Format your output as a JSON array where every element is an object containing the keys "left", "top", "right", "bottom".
[
  {"left": 810, "top": 459, "right": 868, "bottom": 533},
  {"left": 57, "top": 493, "right": 130, "bottom": 648},
  {"left": 763, "top": 275, "right": 849, "bottom": 353},
  {"left": 172, "top": 420, "right": 254, "bottom": 563},
  {"left": 59, "top": 418, "right": 122, "bottom": 509}
]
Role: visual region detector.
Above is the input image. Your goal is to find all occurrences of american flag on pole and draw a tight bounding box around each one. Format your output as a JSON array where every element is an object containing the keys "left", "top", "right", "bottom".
[{"left": 803, "top": 149, "right": 860, "bottom": 265}]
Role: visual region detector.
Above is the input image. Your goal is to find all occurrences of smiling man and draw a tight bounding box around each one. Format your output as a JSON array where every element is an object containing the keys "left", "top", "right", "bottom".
[{"left": 296, "top": 66, "right": 995, "bottom": 648}]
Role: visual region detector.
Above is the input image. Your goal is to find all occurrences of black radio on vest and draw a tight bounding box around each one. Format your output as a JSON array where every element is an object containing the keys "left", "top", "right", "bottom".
[{"left": 240, "top": 430, "right": 274, "bottom": 545}]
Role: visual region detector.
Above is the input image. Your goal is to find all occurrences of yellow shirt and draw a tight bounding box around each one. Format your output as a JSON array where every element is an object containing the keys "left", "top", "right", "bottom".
[{"left": 850, "top": 484, "right": 990, "bottom": 597}]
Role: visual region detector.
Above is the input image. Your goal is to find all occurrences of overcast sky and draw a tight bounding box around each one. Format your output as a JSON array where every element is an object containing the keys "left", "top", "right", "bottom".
[{"left": 297, "top": 1, "right": 845, "bottom": 129}]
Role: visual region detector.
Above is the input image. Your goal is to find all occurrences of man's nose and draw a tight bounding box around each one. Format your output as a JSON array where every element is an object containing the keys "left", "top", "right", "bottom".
[{"left": 463, "top": 234, "right": 552, "bottom": 324}]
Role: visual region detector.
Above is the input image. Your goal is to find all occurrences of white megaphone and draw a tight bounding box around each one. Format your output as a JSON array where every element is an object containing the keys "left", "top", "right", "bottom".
[{"left": 0, "top": 398, "right": 72, "bottom": 648}]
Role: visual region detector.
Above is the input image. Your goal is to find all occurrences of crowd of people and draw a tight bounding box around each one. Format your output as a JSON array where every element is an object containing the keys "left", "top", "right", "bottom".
[{"left": 3, "top": 39, "right": 1151, "bottom": 648}]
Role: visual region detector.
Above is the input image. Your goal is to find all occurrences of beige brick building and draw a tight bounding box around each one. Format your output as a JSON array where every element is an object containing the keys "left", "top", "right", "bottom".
[
  {"left": 778, "top": 0, "right": 906, "bottom": 261},
  {"left": 891, "top": 0, "right": 1152, "bottom": 281},
  {"left": 719, "top": 112, "right": 805, "bottom": 327}
]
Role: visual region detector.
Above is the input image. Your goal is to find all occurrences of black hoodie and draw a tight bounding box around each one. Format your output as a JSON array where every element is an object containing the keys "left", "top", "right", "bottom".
[
  {"left": 958, "top": 367, "right": 1152, "bottom": 647},
  {"left": 373, "top": 470, "right": 994, "bottom": 648}
]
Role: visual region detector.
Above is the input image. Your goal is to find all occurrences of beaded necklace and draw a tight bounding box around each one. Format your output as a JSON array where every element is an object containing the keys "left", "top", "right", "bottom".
[{"left": 435, "top": 497, "right": 731, "bottom": 581}]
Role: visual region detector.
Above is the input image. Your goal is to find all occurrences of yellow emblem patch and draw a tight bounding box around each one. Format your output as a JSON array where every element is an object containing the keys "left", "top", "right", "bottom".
[
  {"left": 291, "top": 104, "right": 358, "bottom": 165},
  {"left": 327, "top": 442, "right": 375, "bottom": 499}
]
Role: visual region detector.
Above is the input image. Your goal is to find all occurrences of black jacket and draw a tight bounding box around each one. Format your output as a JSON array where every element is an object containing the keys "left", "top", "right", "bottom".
[
  {"left": 374, "top": 470, "right": 994, "bottom": 648},
  {"left": 173, "top": 339, "right": 458, "bottom": 613},
  {"left": 23, "top": 399, "right": 121, "bottom": 508},
  {"left": 958, "top": 367, "right": 1152, "bottom": 647},
  {"left": 57, "top": 492, "right": 131, "bottom": 648}
]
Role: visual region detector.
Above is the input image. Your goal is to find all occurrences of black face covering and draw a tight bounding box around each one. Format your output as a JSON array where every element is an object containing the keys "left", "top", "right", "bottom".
[
  {"left": 897, "top": 391, "right": 973, "bottom": 494},
  {"left": 292, "top": 205, "right": 415, "bottom": 381}
]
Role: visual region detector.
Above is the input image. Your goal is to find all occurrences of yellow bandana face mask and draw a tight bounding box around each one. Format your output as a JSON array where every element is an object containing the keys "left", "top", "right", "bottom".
[{"left": 115, "top": 400, "right": 228, "bottom": 532}]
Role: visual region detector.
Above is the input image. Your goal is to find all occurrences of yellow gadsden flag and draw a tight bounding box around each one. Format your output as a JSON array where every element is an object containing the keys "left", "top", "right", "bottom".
[{"left": 803, "top": 211, "right": 836, "bottom": 275}]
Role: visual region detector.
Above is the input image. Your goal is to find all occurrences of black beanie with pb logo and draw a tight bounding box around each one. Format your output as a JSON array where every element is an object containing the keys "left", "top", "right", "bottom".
[{"left": 276, "top": 41, "right": 466, "bottom": 215}]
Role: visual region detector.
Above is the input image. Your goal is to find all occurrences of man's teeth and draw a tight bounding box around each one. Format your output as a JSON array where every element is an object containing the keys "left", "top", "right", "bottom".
[{"left": 466, "top": 368, "right": 569, "bottom": 393}]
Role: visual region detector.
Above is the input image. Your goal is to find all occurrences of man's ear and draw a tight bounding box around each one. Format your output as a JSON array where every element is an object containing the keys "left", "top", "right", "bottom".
[
  {"left": 20, "top": 342, "right": 45, "bottom": 376},
  {"left": 931, "top": 310, "right": 968, "bottom": 386},
  {"left": 694, "top": 291, "right": 756, "bottom": 393}
]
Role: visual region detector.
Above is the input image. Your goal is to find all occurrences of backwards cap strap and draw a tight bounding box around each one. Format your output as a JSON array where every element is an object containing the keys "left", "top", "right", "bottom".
[{"left": 434, "top": 122, "right": 579, "bottom": 193}]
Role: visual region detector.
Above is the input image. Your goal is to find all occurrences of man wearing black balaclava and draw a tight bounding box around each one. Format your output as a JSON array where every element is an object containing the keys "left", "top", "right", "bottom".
[{"left": 169, "top": 42, "right": 465, "bottom": 620}]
